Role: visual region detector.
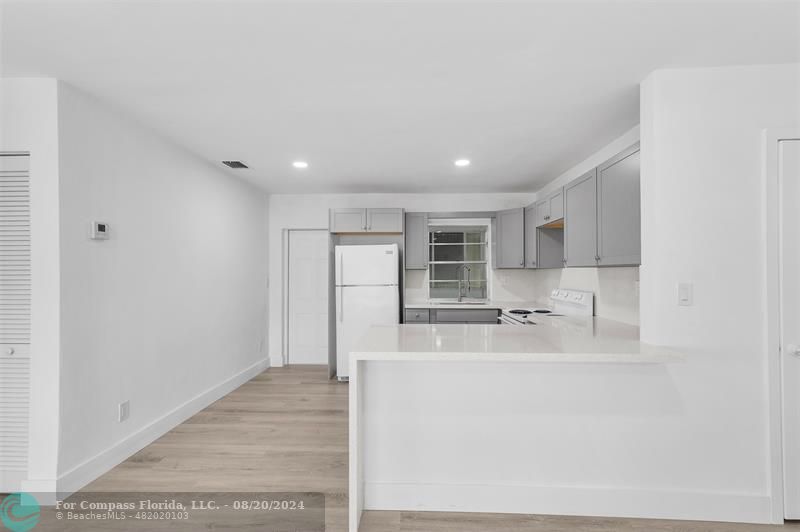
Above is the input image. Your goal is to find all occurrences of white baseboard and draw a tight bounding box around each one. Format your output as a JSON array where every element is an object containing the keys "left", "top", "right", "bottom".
[
  {"left": 57, "top": 358, "right": 270, "bottom": 497},
  {"left": 20, "top": 478, "right": 58, "bottom": 505},
  {"left": 364, "top": 481, "right": 774, "bottom": 525}
]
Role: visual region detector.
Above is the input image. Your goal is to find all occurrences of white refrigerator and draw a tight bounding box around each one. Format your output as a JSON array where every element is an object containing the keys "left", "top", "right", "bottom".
[{"left": 335, "top": 244, "right": 400, "bottom": 381}]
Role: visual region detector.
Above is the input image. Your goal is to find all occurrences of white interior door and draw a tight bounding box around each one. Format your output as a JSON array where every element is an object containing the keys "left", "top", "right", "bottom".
[
  {"left": 781, "top": 138, "right": 800, "bottom": 520},
  {"left": 0, "top": 154, "right": 30, "bottom": 493},
  {"left": 288, "top": 230, "right": 329, "bottom": 365}
]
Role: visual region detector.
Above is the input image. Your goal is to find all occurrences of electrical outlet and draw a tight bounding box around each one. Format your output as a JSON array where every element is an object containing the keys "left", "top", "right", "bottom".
[{"left": 118, "top": 400, "right": 130, "bottom": 422}]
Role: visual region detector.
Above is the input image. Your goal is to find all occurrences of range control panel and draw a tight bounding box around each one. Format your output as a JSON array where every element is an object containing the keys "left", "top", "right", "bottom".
[{"left": 549, "top": 289, "right": 594, "bottom": 316}]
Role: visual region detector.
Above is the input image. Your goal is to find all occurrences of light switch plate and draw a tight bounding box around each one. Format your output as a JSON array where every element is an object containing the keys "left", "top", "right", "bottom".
[
  {"left": 118, "top": 400, "right": 130, "bottom": 422},
  {"left": 678, "top": 283, "right": 693, "bottom": 306}
]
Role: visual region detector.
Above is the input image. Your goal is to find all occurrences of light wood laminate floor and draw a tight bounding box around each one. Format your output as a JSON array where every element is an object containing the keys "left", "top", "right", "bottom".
[{"left": 82, "top": 365, "right": 798, "bottom": 531}]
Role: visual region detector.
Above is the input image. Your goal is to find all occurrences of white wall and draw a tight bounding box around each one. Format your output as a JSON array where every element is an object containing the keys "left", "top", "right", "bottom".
[
  {"left": 639, "top": 63, "right": 800, "bottom": 522},
  {"left": 268, "top": 193, "right": 535, "bottom": 366},
  {"left": 531, "top": 125, "right": 641, "bottom": 324},
  {"left": 54, "top": 83, "right": 269, "bottom": 491},
  {"left": 0, "top": 79, "right": 62, "bottom": 493}
]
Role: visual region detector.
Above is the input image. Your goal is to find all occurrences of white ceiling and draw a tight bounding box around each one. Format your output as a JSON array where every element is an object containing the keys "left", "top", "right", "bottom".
[{"left": 2, "top": 1, "right": 798, "bottom": 193}]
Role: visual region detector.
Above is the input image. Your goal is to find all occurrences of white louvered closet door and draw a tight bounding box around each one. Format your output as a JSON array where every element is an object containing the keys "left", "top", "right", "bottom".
[{"left": 0, "top": 154, "right": 30, "bottom": 492}]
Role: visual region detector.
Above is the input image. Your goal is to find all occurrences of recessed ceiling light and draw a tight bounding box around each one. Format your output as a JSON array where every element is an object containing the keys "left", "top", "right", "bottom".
[
  {"left": 454, "top": 159, "right": 470, "bottom": 167},
  {"left": 292, "top": 161, "right": 309, "bottom": 169}
]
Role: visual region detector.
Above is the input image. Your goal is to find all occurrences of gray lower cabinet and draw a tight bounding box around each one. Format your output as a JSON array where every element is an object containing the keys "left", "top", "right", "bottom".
[
  {"left": 432, "top": 308, "right": 499, "bottom": 324},
  {"left": 564, "top": 169, "right": 598, "bottom": 267},
  {"left": 597, "top": 145, "right": 641, "bottom": 266},
  {"left": 524, "top": 205, "right": 537, "bottom": 268},
  {"left": 405, "top": 308, "right": 499, "bottom": 324},
  {"left": 404, "top": 212, "right": 428, "bottom": 269},
  {"left": 405, "top": 308, "right": 430, "bottom": 323},
  {"left": 495, "top": 207, "right": 525, "bottom": 269}
]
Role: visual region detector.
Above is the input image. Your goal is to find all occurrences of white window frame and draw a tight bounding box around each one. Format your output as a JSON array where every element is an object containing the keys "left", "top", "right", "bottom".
[{"left": 426, "top": 218, "right": 492, "bottom": 301}]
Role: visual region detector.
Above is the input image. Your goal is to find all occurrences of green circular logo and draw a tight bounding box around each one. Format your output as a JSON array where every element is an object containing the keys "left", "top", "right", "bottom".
[{"left": 0, "top": 493, "right": 40, "bottom": 531}]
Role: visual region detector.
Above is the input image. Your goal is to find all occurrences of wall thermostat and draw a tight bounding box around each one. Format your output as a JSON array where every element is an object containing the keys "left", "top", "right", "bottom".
[{"left": 89, "top": 221, "right": 110, "bottom": 240}]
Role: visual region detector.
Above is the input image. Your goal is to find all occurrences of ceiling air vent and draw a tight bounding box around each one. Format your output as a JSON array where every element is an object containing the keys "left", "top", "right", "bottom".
[{"left": 222, "top": 160, "right": 248, "bottom": 169}]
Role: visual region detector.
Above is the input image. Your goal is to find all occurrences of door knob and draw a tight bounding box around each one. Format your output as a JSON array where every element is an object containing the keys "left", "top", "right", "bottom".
[{"left": 788, "top": 344, "right": 800, "bottom": 357}]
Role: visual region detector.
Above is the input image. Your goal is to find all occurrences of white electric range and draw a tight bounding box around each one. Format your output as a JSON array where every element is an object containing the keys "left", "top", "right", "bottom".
[{"left": 500, "top": 289, "right": 594, "bottom": 325}]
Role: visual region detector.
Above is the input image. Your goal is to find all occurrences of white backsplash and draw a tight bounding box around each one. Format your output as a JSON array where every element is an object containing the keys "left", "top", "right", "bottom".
[
  {"left": 406, "top": 266, "right": 640, "bottom": 325},
  {"left": 531, "top": 267, "right": 640, "bottom": 325},
  {"left": 405, "top": 268, "right": 541, "bottom": 303}
]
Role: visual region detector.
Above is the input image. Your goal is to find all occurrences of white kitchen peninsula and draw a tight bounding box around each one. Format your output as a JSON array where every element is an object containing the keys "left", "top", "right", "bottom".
[{"left": 348, "top": 319, "right": 684, "bottom": 532}]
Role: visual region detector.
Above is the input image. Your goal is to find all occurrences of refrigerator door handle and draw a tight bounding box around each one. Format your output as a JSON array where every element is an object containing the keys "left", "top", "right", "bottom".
[{"left": 339, "top": 287, "right": 344, "bottom": 322}]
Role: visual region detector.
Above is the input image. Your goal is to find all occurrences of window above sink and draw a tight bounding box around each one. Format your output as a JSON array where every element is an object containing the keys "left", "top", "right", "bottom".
[{"left": 428, "top": 219, "right": 491, "bottom": 301}]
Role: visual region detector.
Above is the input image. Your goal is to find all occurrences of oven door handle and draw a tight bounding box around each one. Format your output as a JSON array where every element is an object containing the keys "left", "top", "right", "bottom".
[{"left": 499, "top": 315, "right": 519, "bottom": 325}]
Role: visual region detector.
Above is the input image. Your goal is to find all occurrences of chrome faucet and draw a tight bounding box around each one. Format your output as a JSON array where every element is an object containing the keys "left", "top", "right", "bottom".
[{"left": 456, "top": 265, "right": 472, "bottom": 302}]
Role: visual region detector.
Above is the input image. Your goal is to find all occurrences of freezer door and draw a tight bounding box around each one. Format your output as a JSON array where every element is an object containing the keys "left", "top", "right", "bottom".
[
  {"left": 336, "top": 285, "right": 399, "bottom": 379},
  {"left": 335, "top": 244, "right": 399, "bottom": 286}
]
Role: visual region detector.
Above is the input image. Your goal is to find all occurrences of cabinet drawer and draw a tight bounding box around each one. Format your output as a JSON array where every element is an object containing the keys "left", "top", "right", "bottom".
[
  {"left": 405, "top": 309, "right": 430, "bottom": 323},
  {"left": 432, "top": 309, "right": 499, "bottom": 323}
]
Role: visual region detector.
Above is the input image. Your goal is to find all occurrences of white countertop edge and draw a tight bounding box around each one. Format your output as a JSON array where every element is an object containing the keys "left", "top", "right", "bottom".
[
  {"left": 350, "top": 350, "right": 683, "bottom": 364},
  {"left": 404, "top": 300, "right": 541, "bottom": 310}
]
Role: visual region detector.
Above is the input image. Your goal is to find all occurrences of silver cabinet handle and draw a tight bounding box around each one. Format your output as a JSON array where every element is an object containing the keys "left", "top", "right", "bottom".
[{"left": 6, "top": 347, "right": 14, "bottom": 356}]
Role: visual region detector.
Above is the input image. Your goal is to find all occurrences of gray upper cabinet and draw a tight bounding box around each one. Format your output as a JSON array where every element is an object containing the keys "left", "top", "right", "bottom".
[
  {"left": 495, "top": 207, "right": 525, "bottom": 269},
  {"left": 549, "top": 188, "right": 564, "bottom": 221},
  {"left": 597, "top": 145, "right": 641, "bottom": 266},
  {"left": 534, "top": 199, "right": 549, "bottom": 227},
  {"left": 367, "top": 208, "right": 404, "bottom": 233},
  {"left": 329, "top": 208, "right": 367, "bottom": 233},
  {"left": 329, "top": 208, "right": 404, "bottom": 233},
  {"left": 564, "top": 169, "right": 598, "bottom": 267},
  {"left": 404, "top": 212, "right": 429, "bottom": 270},
  {"left": 524, "top": 205, "right": 538, "bottom": 269},
  {"left": 535, "top": 187, "right": 564, "bottom": 227}
]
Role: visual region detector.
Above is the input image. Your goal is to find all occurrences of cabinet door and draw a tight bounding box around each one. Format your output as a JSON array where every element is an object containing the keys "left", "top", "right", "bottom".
[
  {"left": 537, "top": 227, "right": 564, "bottom": 269},
  {"left": 404, "top": 212, "right": 429, "bottom": 269},
  {"left": 535, "top": 199, "right": 550, "bottom": 227},
  {"left": 366, "top": 208, "right": 404, "bottom": 233},
  {"left": 564, "top": 170, "right": 598, "bottom": 267},
  {"left": 495, "top": 207, "right": 525, "bottom": 269},
  {"left": 598, "top": 146, "right": 641, "bottom": 266},
  {"left": 524, "top": 205, "right": 538, "bottom": 268},
  {"left": 405, "top": 308, "right": 430, "bottom": 323},
  {"left": 433, "top": 309, "right": 499, "bottom": 323},
  {"left": 549, "top": 188, "right": 564, "bottom": 221},
  {"left": 330, "top": 208, "right": 366, "bottom": 233}
]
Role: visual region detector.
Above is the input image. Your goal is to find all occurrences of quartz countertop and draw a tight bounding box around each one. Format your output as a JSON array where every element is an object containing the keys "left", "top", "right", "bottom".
[
  {"left": 351, "top": 317, "right": 682, "bottom": 364},
  {"left": 404, "top": 299, "right": 541, "bottom": 310}
]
